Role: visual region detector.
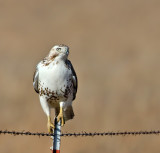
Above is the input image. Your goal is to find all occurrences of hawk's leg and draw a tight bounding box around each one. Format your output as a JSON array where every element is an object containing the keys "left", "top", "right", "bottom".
[
  {"left": 47, "top": 116, "right": 55, "bottom": 133},
  {"left": 39, "top": 96, "right": 54, "bottom": 133},
  {"left": 57, "top": 102, "right": 65, "bottom": 126}
]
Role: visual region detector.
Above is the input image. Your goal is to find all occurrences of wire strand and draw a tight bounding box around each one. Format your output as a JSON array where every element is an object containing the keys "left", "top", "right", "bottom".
[{"left": 0, "top": 130, "right": 160, "bottom": 137}]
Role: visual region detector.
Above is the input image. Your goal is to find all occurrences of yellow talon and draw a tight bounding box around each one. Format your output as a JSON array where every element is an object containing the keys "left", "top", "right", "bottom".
[
  {"left": 47, "top": 116, "right": 54, "bottom": 133},
  {"left": 57, "top": 105, "right": 65, "bottom": 126}
]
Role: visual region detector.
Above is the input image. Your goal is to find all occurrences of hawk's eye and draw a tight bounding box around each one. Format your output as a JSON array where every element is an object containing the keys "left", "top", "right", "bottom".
[{"left": 56, "top": 48, "right": 61, "bottom": 51}]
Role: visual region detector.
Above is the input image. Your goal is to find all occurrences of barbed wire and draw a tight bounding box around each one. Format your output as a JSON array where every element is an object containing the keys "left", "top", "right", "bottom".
[{"left": 0, "top": 130, "right": 160, "bottom": 137}]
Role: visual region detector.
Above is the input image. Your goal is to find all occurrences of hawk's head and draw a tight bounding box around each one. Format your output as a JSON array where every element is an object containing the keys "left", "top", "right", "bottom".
[
  {"left": 52, "top": 44, "right": 69, "bottom": 55},
  {"left": 48, "top": 44, "right": 69, "bottom": 60}
]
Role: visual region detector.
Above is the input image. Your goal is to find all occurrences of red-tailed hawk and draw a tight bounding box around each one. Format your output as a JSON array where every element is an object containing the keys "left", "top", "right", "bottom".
[{"left": 33, "top": 45, "right": 78, "bottom": 133}]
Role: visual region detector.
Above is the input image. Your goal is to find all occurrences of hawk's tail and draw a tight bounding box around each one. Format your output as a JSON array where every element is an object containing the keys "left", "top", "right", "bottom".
[
  {"left": 55, "top": 105, "right": 74, "bottom": 122},
  {"left": 64, "top": 105, "right": 74, "bottom": 121}
]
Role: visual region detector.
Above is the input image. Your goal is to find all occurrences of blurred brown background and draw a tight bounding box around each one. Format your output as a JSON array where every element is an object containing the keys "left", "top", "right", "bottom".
[{"left": 0, "top": 0, "right": 160, "bottom": 153}]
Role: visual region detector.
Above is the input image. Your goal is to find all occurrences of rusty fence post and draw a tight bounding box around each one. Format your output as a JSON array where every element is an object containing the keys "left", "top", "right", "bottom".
[{"left": 50, "top": 118, "right": 61, "bottom": 153}]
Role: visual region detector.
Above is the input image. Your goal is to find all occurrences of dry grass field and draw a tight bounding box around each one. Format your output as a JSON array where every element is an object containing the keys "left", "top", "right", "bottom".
[{"left": 0, "top": 0, "right": 160, "bottom": 153}]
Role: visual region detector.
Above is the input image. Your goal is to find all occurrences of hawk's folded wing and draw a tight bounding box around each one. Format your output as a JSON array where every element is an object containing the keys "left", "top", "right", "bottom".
[
  {"left": 33, "top": 66, "right": 39, "bottom": 93},
  {"left": 67, "top": 60, "right": 78, "bottom": 100}
]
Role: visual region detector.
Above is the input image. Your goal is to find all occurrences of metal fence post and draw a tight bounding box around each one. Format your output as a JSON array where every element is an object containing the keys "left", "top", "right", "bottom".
[{"left": 50, "top": 118, "right": 61, "bottom": 153}]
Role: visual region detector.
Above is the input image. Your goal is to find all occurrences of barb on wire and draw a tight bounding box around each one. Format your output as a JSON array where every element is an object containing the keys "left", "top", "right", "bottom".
[{"left": 0, "top": 130, "right": 160, "bottom": 137}]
